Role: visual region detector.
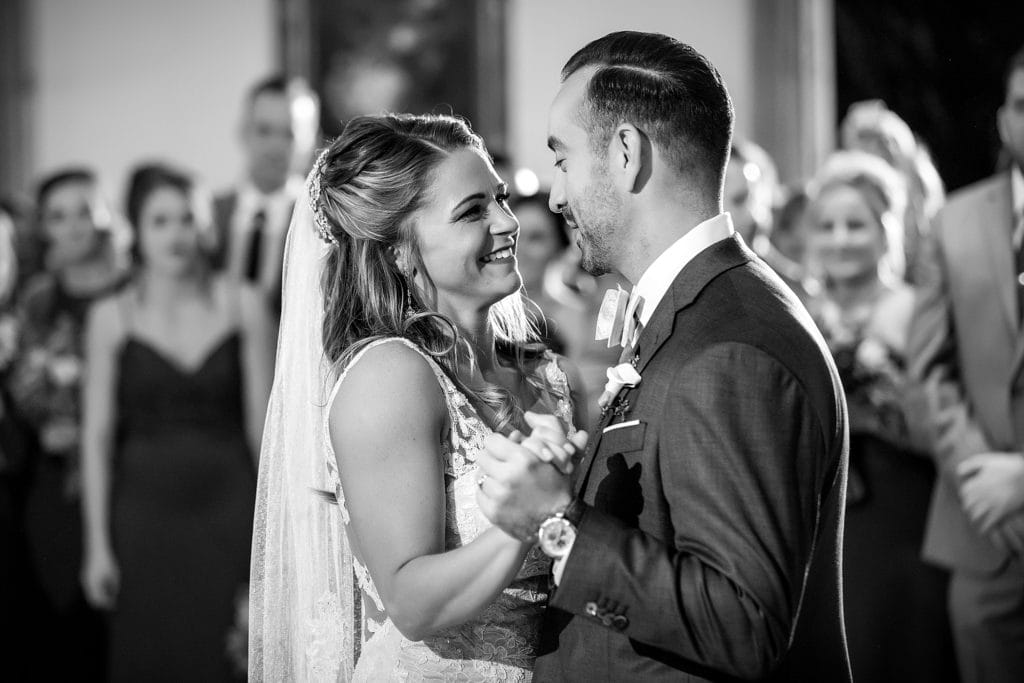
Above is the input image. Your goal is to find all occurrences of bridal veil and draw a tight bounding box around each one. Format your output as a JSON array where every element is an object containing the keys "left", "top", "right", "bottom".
[{"left": 249, "top": 166, "right": 356, "bottom": 681}]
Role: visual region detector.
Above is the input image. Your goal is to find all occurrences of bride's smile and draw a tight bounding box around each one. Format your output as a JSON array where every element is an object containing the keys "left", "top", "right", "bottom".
[{"left": 408, "top": 147, "right": 522, "bottom": 316}]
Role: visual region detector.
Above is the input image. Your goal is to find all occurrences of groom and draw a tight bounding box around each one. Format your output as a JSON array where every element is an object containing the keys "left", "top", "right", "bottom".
[{"left": 476, "top": 31, "right": 851, "bottom": 681}]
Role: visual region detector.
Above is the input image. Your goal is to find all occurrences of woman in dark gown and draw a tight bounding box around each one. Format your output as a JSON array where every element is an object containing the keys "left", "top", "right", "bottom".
[
  {"left": 805, "top": 150, "right": 957, "bottom": 683},
  {"left": 81, "top": 163, "right": 274, "bottom": 681}
]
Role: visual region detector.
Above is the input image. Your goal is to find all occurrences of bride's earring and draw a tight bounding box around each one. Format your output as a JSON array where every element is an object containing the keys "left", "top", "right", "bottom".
[{"left": 403, "top": 273, "right": 416, "bottom": 318}]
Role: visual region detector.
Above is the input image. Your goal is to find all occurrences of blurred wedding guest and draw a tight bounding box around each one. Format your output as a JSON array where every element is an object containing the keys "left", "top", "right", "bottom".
[
  {"left": 725, "top": 139, "right": 815, "bottom": 303},
  {"left": 511, "top": 192, "right": 571, "bottom": 353},
  {"left": 525, "top": 229, "right": 629, "bottom": 426},
  {"left": 210, "top": 75, "right": 319, "bottom": 318},
  {"left": 840, "top": 99, "right": 946, "bottom": 284},
  {"left": 505, "top": 184, "right": 628, "bottom": 423},
  {"left": 5, "top": 167, "right": 128, "bottom": 680},
  {"left": 0, "top": 196, "right": 44, "bottom": 290},
  {"left": 773, "top": 185, "right": 811, "bottom": 267},
  {"left": 0, "top": 207, "right": 36, "bottom": 680},
  {"left": 805, "top": 150, "right": 957, "bottom": 682},
  {"left": 81, "top": 163, "right": 274, "bottom": 681},
  {"left": 908, "top": 46, "right": 1024, "bottom": 683}
]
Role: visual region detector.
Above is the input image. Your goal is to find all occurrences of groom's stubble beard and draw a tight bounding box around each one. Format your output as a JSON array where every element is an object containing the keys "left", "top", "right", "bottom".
[{"left": 571, "top": 171, "right": 623, "bottom": 277}]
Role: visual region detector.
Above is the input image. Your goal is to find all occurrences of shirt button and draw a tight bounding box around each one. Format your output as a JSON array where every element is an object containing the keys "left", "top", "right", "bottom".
[
  {"left": 611, "top": 614, "right": 629, "bottom": 630},
  {"left": 585, "top": 601, "right": 599, "bottom": 617},
  {"left": 1017, "top": 272, "right": 1024, "bottom": 286}
]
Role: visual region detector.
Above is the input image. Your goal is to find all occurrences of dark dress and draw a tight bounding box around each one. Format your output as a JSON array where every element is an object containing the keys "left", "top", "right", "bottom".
[
  {"left": 8, "top": 273, "right": 121, "bottom": 681},
  {"left": 110, "top": 331, "right": 255, "bottom": 681},
  {"left": 814, "top": 295, "right": 958, "bottom": 683}
]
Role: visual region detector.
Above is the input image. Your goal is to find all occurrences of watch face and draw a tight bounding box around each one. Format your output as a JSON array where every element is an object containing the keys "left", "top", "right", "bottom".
[{"left": 539, "top": 517, "right": 576, "bottom": 557}]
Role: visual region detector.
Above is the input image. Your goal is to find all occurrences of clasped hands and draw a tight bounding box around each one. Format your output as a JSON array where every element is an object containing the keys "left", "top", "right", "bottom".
[
  {"left": 475, "top": 411, "right": 588, "bottom": 541},
  {"left": 957, "top": 451, "right": 1024, "bottom": 555}
]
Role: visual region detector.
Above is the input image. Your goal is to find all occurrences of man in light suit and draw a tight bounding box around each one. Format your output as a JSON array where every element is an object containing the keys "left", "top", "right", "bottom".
[
  {"left": 476, "top": 32, "right": 851, "bottom": 681},
  {"left": 908, "top": 45, "right": 1024, "bottom": 682},
  {"left": 211, "top": 75, "right": 319, "bottom": 317}
]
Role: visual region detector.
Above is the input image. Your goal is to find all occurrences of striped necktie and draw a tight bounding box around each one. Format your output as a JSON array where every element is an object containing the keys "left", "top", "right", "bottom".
[{"left": 617, "top": 295, "right": 645, "bottom": 365}]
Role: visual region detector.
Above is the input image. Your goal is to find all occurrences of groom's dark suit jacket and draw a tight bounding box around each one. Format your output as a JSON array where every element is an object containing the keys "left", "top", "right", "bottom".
[{"left": 535, "top": 235, "right": 851, "bottom": 682}]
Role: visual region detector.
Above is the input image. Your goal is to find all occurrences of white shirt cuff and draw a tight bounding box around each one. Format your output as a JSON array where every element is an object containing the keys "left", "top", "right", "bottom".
[{"left": 551, "top": 536, "right": 576, "bottom": 586}]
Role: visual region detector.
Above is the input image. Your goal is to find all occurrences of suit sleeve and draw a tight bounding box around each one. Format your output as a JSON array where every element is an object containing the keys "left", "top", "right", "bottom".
[
  {"left": 551, "top": 342, "right": 839, "bottom": 680},
  {"left": 906, "top": 216, "right": 991, "bottom": 482}
]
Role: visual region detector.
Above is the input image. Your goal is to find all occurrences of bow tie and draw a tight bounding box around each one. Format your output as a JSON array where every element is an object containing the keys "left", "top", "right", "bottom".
[{"left": 595, "top": 287, "right": 645, "bottom": 349}]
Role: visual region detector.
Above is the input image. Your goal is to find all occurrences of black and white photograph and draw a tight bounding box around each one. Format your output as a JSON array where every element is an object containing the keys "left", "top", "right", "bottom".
[{"left": 1, "top": 1, "right": 1023, "bottom": 681}]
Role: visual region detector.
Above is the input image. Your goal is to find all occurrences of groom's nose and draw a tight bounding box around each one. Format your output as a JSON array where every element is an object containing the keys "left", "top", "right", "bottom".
[{"left": 549, "top": 172, "right": 567, "bottom": 215}]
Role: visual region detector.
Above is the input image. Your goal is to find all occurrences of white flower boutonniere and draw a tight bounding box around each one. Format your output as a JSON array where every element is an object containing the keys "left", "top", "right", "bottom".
[{"left": 598, "top": 363, "right": 642, "bottom": 412}]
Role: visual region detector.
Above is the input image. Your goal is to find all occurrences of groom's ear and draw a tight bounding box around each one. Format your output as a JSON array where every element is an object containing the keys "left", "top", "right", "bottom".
[{"left": 610, "top": 123, "right": 647, "bottom": 193}]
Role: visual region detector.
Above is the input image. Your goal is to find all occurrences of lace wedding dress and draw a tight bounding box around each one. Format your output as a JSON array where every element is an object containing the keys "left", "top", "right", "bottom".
[{"left": 319, "top": 336, "right": 575, "bottom": 682}]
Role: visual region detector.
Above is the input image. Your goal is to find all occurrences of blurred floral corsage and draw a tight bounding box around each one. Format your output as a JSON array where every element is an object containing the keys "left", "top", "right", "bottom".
[{"left": 817, "top": 300, "right": 916, "bottom": 505}]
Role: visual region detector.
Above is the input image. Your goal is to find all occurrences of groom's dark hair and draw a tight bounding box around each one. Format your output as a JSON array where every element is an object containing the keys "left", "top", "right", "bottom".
[{"left": 562, "top": 31, "right": 734, "bottom": 193}]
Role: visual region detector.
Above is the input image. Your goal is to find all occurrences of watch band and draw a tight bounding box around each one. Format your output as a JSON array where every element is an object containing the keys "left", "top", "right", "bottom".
[{"left": 561, "top": 497, "right": 586, "bottom": 528}]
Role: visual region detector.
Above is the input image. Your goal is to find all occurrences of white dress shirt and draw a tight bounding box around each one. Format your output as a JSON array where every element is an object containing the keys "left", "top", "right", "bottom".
[
  {"left": 553, "top": 212, "right": 736, "bottom": 584},
  {"left": 628, "top": 212, "right": 736, "bottom": 330}
]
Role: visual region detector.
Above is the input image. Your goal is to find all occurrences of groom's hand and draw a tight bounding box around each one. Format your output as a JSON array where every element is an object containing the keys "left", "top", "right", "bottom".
[
  {"left": 476, "top": 427, "right": 587, "bottom": 541},
  {"left": 512, "top": 411, "right": 584, "bottom": 475}
]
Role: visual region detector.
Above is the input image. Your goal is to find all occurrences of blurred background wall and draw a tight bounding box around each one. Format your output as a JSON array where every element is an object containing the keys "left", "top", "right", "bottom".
[
  {"left": 509, "top": 0, "right": 757, "bottom": 186},
  {"left": 2, "top": 0, "right": 833, "bottom": 201},
  {"left": 3, "top": 0, "right": 1021, "bottom": 202},
  {"left": 16, "top": 0, "right": 276, "bottom": 197}
]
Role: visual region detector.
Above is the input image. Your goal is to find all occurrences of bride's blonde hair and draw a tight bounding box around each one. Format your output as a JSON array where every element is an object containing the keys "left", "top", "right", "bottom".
[{"left": 313, "top": 113, "right": 544, "bottom": 433}]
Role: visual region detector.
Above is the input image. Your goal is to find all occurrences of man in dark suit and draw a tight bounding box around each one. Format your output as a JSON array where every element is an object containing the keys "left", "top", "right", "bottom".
[
  {"left": 476, "top": 31, "right": 851, "bottom": 681},
  {"left": 211, "top": 74, "right": 319, "bottom": 317},
  {"left": 908, "top": 45, "right": 1024, "bottom": 683}
]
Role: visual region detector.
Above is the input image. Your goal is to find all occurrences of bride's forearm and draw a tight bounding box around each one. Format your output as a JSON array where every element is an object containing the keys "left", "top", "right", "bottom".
[{"left": 380, "top": 526, "right": 532, "bottom": 641}]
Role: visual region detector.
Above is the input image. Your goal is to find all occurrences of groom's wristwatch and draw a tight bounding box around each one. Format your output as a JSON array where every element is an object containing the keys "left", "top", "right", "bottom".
[{"left": 537, "top": 499, "right": 585, "bottom": 559}]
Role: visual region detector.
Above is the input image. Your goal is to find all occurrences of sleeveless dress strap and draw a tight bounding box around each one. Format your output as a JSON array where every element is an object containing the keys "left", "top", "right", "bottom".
[
  {"left": 322, "top": 337, "right": 463, "bottom": 515},
  {"left": 115, "top": 285, "right": 136, "bottom": 338},
  {"left": 321, "top": 336, "right": 467, "bottom": 616}
]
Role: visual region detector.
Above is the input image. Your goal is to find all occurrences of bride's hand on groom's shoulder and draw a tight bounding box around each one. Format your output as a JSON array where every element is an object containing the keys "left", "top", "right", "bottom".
[{"left": 475, "top": 416, "right": 587, "bottom": 541}]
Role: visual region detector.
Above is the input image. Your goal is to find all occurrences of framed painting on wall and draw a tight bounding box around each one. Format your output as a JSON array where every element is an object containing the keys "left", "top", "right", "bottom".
[{"left": 279, "top": 0, "right": 508, "bottom": 155}]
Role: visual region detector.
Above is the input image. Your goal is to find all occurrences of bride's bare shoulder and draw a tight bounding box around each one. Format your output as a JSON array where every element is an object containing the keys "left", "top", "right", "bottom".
[{"left": 331, "top": 339, "right": 447, "bottom": 432}]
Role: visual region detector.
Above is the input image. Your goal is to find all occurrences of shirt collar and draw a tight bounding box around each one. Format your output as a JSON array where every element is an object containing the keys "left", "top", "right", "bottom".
[{"left": 631, "top": 213, "right": 734, "bottom": 327}]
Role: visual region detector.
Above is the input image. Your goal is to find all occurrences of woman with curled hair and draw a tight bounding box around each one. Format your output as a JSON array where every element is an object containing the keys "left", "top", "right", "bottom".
[
  {"left": 840, "top": 100, "right": 946, "bottom": 284},
  {"left": 249, "top": 113, "right": 586, "bottom": 681},
  {"left": 6, "top": 167, "right": 127, "bottom": 680},
  {"left": 804, "top": 150, "right": 957, "bottom": 682},
  {"left": 81, "top": 163, "right": 273, "bottom": 680}
]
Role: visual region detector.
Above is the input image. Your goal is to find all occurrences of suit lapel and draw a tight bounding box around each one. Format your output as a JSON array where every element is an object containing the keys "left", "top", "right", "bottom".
[
  {"left": 212, "top": 192, "right": 239, "bottom": 271},
  {"left": 572, "top": 234, "right": 752, "bottom": 496},
  {"left": 981, "top": 177, "right": 1017, "bottom": 333},
  {"left": 983, "top": 177, "right": 1024, "bottom": 380}
]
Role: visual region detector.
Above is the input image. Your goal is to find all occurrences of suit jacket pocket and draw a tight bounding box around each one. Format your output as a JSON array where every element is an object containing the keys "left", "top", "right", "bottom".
[{"left": 600, "top": 420, "right": 646, "bottom": 454}]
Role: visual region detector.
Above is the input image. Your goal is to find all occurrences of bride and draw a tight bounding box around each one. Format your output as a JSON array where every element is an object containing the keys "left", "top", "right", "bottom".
[{"left": 249, "top": 113, "right": 588, "bottom": 681}]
